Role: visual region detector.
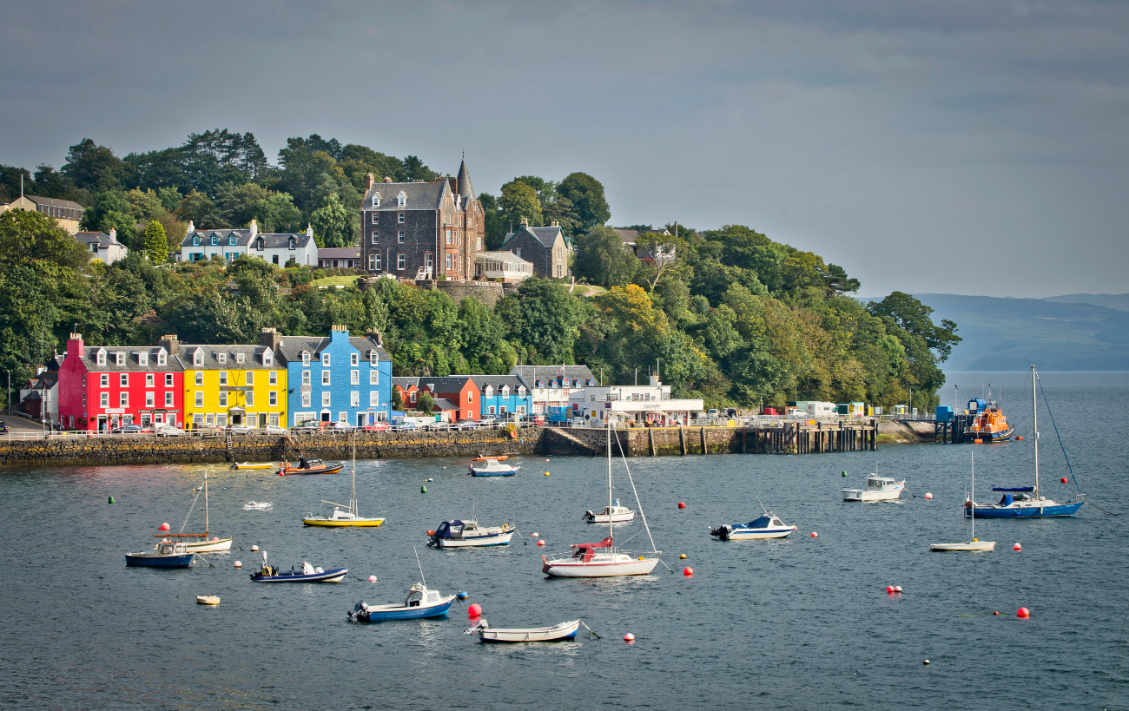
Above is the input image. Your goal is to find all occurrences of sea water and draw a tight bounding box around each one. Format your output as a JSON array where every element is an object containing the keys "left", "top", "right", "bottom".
[{"left": 1, "top": 371, "right": 1126, "bottom": 710}]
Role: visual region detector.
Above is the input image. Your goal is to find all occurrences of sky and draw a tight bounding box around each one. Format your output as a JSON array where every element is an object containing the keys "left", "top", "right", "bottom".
[{"left": 2, "top": 0, "right": 1127, "bottom": 299}]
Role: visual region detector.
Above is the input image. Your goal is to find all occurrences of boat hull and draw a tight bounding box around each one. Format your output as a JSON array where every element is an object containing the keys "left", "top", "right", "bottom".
[
  {"left": 435, "top": 532, "right": 513, "bottom": 547},
  {"left": 126, "top": 553, "right": 194, "bottom": 568},
  {"left": 478, "top": 620, "right": 580, "bottom": 642},
  {"left": 469, "top": 470, "right": 516, "bottom": 477},
  {"left": 583, "top": 512, "right": 635, "bottom": 523},
  {"left": 183, "top": 537, "right": 233, "bottom": 552},
  {"left": 967, "top": 501, "right": 1084, "bottom": 518},
  {"left": 355, "top": 598, "right": 455, "bottom": 621},
  {"left": 843, "top": 487, "right": 903, "bottom": 502},
  {"left": 196, "top": 595, "right": 221, "bottom": 605},
  {"left": 963, "top": 427, "right": 1014, "bottom": 442},
  {"left": 542, "top": 554, "right": 658, "bottom": 577},
  {"left": 233, "top": 462, "right": 273, "bottom": 470},
  {"left": 278, "top": 464, "right": 344, "bottom": 476},
  {"left": 930, "top": 541, "right": 996, "bottom": 552},
  {"left": 251, "top": 567, "right": 348, "bottom": 583},
  {"left": 302, "top": 517, "right": 385, "bottom": 527}
]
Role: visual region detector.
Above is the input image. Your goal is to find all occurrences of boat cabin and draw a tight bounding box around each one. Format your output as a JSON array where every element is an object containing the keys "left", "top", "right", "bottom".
[
  {"left": 406, "top": 584, "right": 442, "bottom": 607},
  {"left": 156, "top": 542, "right": 188, "bottom": 555},
  {"left": 866, "top": 476, "right": 899, "bottom": 491},
  {"left": 745, "top": 515, "right": 786, "bottom": 529}
]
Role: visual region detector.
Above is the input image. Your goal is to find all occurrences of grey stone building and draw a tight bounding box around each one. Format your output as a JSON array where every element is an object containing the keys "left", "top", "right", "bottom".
[
  {"left": 360, "top": 159, "right": 484, "bottom": 281},
  {"left": 501, "top": 219, "right": 573, "bottom": 279}
]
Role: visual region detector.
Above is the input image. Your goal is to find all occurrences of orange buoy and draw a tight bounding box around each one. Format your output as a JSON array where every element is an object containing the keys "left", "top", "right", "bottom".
[
  {"left": 1016, "top": 436, "right": 1024, "bottom": 441},
  {"left": 994, "top": 611, "right": 1000, "bottom": 615},
  {"left": 1017, "top": 607, "right": 1030, "bottom": 618},
  {"left": 427, "top": 530, "right": 435, "bottom": 536},
  {"left": 1013, "top": 542, "right": 1022, "bottom": 551},
  {"left": 683, "top": 567, "right": 693, "bottom": 576},
  {"left": 678, "top": 502, "right": 686, "bottom": 509},
  {"left": 974, "top": 439, "right": 983, "bottom": 444}
]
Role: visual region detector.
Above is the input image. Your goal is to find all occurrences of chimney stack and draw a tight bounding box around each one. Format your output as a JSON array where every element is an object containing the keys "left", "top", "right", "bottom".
[
  {"left": 520, "top": 217, "right": 529, "bottom": 227},
  {"left": 249, "top": 218, "right": 258, "bottom": 238},
  {"left": 366, "top": 173, "right": 375, "bottom": 191},
  {"left": 109, "top": 227, "right": 116, "bottom": 240},
  {"left": 158, "top": 334, "right": 179, "bottom": 356},
  {"left": 259, "top": 326, "right": 280, "bottom": 350},
  {"left": 383, "top": 176, "right": 393, "bottom": 183},
  {"left": 306, "top": 223, "right": 314, "bottom": 238}
]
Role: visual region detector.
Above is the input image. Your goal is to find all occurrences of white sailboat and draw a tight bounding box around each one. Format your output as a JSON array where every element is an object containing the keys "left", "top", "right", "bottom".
[
  {"left": 303, "top": 431, "right": 385, "bottom": 527},
  {"left": 931, "top": 452, "right": 995, "bottom": 552},
  {"left": 156, "top": 471, "right": 232, "bottom": 552},
  {"left": 542, "top": 421, "right": 660, "bottom": 577}
]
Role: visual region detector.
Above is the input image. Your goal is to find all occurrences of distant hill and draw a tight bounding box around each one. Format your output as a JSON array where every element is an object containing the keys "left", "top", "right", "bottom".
[
  {"left": 861, "top": 293, "right": 1129, "bottom": 371},
  {"left": 1044, "top": 293, "right": 1129, "bottom": 312}
]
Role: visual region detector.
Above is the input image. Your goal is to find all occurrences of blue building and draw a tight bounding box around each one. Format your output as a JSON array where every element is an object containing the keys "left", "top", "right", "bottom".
[
  {"left": 475, "top": 375, "right": 532, "bottom": 419},
  {"left": 277, "top": 326, "right": 391, "bottom": 427}
]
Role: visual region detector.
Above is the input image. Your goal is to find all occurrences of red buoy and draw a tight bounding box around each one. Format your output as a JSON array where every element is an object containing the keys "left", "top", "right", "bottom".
[
  {"left": 468, "top": 603, "right": 482, "bottom": 618},
  {"left": 624, "top": 633, "right": 635, "bottom": 642},
  {"left": 887, "top": 586, "right": 894, "bottom": 593},
  {"left": 1013, "top": 542, "right": 1022, "bottom": 551},
  {"left": 1060, "top": 477, "right": 1068, "bottom": 484},
  {"left": 158, "top": 523, "right": 170, "bottom": 531},
  {"left": 810, "top": 532, "right": 818, "bottom": 538},
  {"left": 994, "top": 611, "right": 1000, "bottom": 616},
  {"left": 678, "top": 502, "right": 686, "bottom": 509},
  {"left": 537, "top": 540, "right": 545, "bottom": 547},
  {"left": 1017, "top": 607, "right": 1030, "bottom": 618},
  {"left": 683, "top": 567, "right": 693, "bottom": 576}
]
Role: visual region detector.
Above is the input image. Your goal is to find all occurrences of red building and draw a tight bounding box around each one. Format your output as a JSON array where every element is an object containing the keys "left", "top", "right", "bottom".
[
  {"left": 57, "top": 333, "right": 185, "bottom": 431},
  {"left": 419, "top": 376, "right": 480, "bottom": 421}
]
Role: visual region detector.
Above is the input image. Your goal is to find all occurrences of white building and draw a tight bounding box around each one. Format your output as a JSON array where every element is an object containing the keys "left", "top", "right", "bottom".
[
  {"left": 569, "top": 376, "right": 704, "bottom": 426},
  {"left": 75, "top": 230, "right": 128, "bottom": 264},
  {"left": 510, "top": 365, "right": 596, "bottom": 423},
  {"left": 178, "top": 219, "right": 317, "bottom": 267},
  {"left": 474, "top": 251, "right": 533, "bottom": 282}
]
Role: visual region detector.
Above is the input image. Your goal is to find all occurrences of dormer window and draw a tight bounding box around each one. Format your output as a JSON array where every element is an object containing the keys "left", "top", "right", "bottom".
[
  {"left": 369, "top": 352, "right": 377, "bottom": 366},
  {"left": 562, "top": 378, "right": 571, "bottom": 388},
  {"left": 537, "top": 380, "right": 545, "bottom": 388},
  {"left": 518, "top": 386, "right": 526, "bottom": 396},
  {"left": 228, "top": 234, "right": 236, "bottom": 246},
  {"left": 236, "top": 352, "right": 245, "bottom": 364},
  {"left": 211, "top": 235, "right": 218, "bottom": 246},
  {"left": 502, "top": 385, "right": 510, "bottom": 398},
  {"left": 138, "top": 352, "right": 148, "bottom": 366},
  {"left": 551, "top": 380, "right": 559, "bottom": 389},
  {"left": 302, "top": 351, "right": 310, "bottom": 367},
  {"left": 397, "top": 191, "right": 406, "bottom": 207},
  {"left": 115, "top": 352, "right": 125, "bottom": 366},
  {"left": 192, "top": 235, "right": 201, "bottom": 246},
  {"left": 256, "top": 238, "right": 265, "bottom": 251},
  {"left": 288, "top": 237, "right": 296, "bottom": 250},
  {"left": 217, "top": 353, "right": 227, "bottom": 364},
  {"left": 485, "top": 385, "right": 494, "bottom": 398},
  {"left": 157, "top": 351, "right": 166, "bottom": 366},
  {"left": 96, "top": 349, "right": 106, "bottom": 366},
  {"left": 193, "top": 349, "right": 204, "bottom": 366},
  {"left": 263, "top": 350, "right": 273, "bottom": 365},
  {"left": 372, "top": 194, "right": 381, "bottom": 207}
]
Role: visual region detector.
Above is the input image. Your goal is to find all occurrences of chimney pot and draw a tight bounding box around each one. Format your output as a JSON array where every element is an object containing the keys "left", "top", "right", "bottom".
[
  {"left": 520, "top": 217, "right": 529, "bottom": 227},
  {"left": 384, "top": 176, "right": 393, "bottom": 183}
]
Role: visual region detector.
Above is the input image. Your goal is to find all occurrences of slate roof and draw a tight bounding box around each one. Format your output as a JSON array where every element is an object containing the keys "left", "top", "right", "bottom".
[
  {"left": 176, "top": 344, "right": 279, "bottom": 370},
  {"left": 80, "top": 345, "right": 183, "bottom": 373},
  {"left": 23, "top": 194, "right": 85, "bottom": 211},
  {"left": 319, "top": 248, "right": 361, "bottom": 260},
  {"left": 392, "top": 377, "right": 421, "bottom": 391},
  {"left": 510, "top": 365, "right": 597, "bottom": 387},
  {"left": 250, "top": 232, "right": 313, "bottom": 249},
  {"left": 503, "top": 224, "right": 563, "bottom": 249},
  {"left": 420, "top": 376, "right": 477, "bottom": 394},
  {"left": 348, "top": 336, "right": 390, "bottom": 361},
  {"left": 75, "top": 231, "right": 123, "bottom": 247},
  {"left": 476, "top": 375, "right": 528, "bottom": 393},
  {"left": 456, "top": 159, "right": 474, "bottom": 200},
  {"left": 181, "top": 229, "right": 311, "bottom": 249},
  {"left": 432, "top": 398, "right": 459, "bottom": 411},
  {"left": 275, "top": 336, "right": 329, "bottom": 363},
  {"left": 181, "top": 228, "right": 252, "bottom": 248},
  {"left": 362, "top": 180, "right": 448, "bottom": 212}
]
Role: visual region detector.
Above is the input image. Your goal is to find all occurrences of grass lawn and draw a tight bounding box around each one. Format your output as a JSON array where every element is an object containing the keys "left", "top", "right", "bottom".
[{"left": 310, "top": 275, "right": 361, "bottom": 288}]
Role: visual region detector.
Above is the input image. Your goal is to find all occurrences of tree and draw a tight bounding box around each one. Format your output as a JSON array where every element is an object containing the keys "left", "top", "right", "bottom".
[
  {"left": 143, "top": 221, "right": 168, "bottom": 263},
  {"left": 478, "top": 192, "right": 506, "bottom": 250},
  {"left": 310, "top": 193, "right": 351, "bottom": 248},
  {"left": 176, "top": 190, "right": 226, "bottom": 227},
  {"left": 635, "top": 231, "right": 686, "bottom": 290},
  {"left": 557, "top": 172, "right": 611, "bottom": 232},
  {"left": 80, "top": 192, "right": 138, "bottom": 249},
  {"left": 498, "top": 180, "right": 542, "bottom": 231},
  {"left": 574, "top": 225, "right": 638, "bottom": 287},
  {"left": 498, "top": 278, "right": 588, "bottom": 364},
  {"left": 63, "top": 139, "right": 132, "bottom": 194},
  {"left": 868, "top": 292, "right": 961, "bottom": 361},
  {"left": 416, "top": 391, "right": 436, "bottom": 414},
  {"left": 123, "top": 189, "right": 167, "bottom": 223}
]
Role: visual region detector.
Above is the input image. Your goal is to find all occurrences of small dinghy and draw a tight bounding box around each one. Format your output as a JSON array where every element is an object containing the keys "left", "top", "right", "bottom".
[
  {"left": 468, "top": 459, "right": 518, "bottom": 477},
  {"left": 196, "top": 595, "right": 221, "bottom": 605},
  {"left": 232, "top": 462, "right": 273, "bottom": 470},
  {"left": 278, "top": 458, "right": 344, "bottom": 476},
  {"left": 249, "top": 552, "right": 346, "bottom": 583},
  {"left": 347, "top": 583, "right": 455, "bottom": 622},
  {"left": 126, "top": 541, "right": 195, "bottom": 568},
  {"left": 428, "top": 519, "right": 514, "bottom": 547},
  {"left": 466, "top": 619, "right": 580, "bottom": 643},
  {"left": 472, "top": 455, "right": 508, "bottom": 462}
]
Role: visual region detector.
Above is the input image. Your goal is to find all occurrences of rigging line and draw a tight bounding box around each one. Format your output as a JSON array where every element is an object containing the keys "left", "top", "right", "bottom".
[
  {"left": 179, "top": 487, "right": 202, "bottom": 534},
  {"left": 1035, "top": 371, "right": 1082, "bottom": 494},
  {"left": 613, "top": 427, "right": 659, "bottom": 555}
]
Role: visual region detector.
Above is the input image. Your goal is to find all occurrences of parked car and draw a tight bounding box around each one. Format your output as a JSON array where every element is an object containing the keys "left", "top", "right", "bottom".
[
  {"left": 258, "top": 425, "right": 287, "bottom": 436},
  {"left": 330, "top": 422, "right": 356, "bottom": 433},
  {"left": 112, "top": 424, "right": 145, "bottom": 434},
  {"left": 0, "top": 421, "right": 8, "bottom": 433},
  {"left": 227, "top": 424, "right": 255, "bottom": 435},
  {"left": 479, "top": 415, "right": 498, "bottom": 426},
  {"left": 362, "top": 422, "right": 391, "bottom": 432},
  {"left": 190, "top": 425, "right": 222, "bottom": 436},
  {"left": 395, "top": 422, "right": 418, "bottom": 431},
  {"left": 454, "top": 419, "right": 479, "bottom": 430},
  {"left": 707, "top": 409, "right": 720, "bottom": 419},
  {"left": 291, "top": 422, "right": 321, "bottom": 433},
  {"left": 153, "top": 424, "right": 183, "bottom": 437}
]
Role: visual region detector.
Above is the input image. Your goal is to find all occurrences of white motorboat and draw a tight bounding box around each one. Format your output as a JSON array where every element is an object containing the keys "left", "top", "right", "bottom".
[
  {"left": 932, "top": 451, "right": 996, "bottom": 552},
  {"left": 157, "top": 471, "right": 233, "bottom": 552},
  {"left": 468, "top": 459, "right": 518, "bottom": 477},
  {"left": 583, "top": 499, "right": 635, "bottom": 524},
  {"left": 843, "top": 473, "right": 905, "bottom": 502},
  {"left": 710, "top": 514, "right": 796, "bottom": 540},
  {"left": 429, "top": 519, "right": 514, "bottom": 548},
  {"left": 467, "top": 619, "right": 580, "bottom": 642},
  {"left": 542, "top": 422, "right": 660, "bottom": 578}
]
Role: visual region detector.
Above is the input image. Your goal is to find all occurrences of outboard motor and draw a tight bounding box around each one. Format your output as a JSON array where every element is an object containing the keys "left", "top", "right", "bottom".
[
  {"left": 583, "top": 510, "right": 595, "bottom": 521},
  {"left": 347, "top": 601, "right": 371, "bottom": 623},
  {"left": 709, "top": 525, "right": 733, "bottom": 540}
]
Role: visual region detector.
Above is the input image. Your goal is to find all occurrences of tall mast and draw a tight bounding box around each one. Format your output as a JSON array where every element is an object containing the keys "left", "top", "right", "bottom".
[
  {"left": 1031, "top": 364, "right": 1040, "bottom": 498},
  {"left": 204, "top": 471, "right": 209, "bottom": 537},
  {"left": 607, "top": 416, "right": 613, "bottom": 544},
  {"left": 970, "top": 452, "right": 975, "bottom": 541},
  {"left": 351, "top": 429, "right": 357, "bottom": 515}
]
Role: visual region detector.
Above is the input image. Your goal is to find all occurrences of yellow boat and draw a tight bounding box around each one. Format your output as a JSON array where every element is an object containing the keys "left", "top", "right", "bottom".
[
  {"left": 232, "top": 462, "right": 274, "bottom": 470},
  {"left": 302, "top": 432, "right": 385, "bottom": 528}
]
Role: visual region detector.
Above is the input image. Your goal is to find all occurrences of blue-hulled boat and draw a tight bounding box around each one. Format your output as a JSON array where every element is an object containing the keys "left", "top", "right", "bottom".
[
  {"left": 346, "top": 583, "right": 456, "bottom": 622},
  {"left": 249, "top": 552, "right": 347, "bottom": 582},
  {"left": 968, "top": 365, "right": 1084, "bottom": 519},
  {"left": 126, "top": 541, "right": 195, "bottom": 568}
]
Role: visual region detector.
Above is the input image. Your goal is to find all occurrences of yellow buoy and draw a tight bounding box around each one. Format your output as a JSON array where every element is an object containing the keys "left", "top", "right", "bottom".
[
  {"left": 679, "top": 554, "right": 687, "bottom": 559},
  {"left": 545, "top": 471, "right": 550, "bottom": 476}
]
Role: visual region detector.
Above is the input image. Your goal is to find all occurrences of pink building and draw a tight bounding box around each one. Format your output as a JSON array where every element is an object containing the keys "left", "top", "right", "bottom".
[{"left": 57, "top": 333, "right": 185, "bottom": 431}]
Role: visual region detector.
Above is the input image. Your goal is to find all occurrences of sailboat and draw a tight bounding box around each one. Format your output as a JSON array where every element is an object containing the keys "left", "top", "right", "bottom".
[
  {"left": 968, "top": 365, "right": 1085, "bottom": 519},
  {"left": 155, "top": 471, "right": 232, "bottom": 552},
  {"left": 303, "top": 431, "right": 385, "bottom": 527},
  {"left": 931, "top": 452, "right": 995, "bottom": 552},
  {"left": 541, "top": 421, "right": 660, "bottom": 577}
]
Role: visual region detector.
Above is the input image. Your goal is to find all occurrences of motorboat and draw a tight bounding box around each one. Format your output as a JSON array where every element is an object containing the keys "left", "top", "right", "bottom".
[
  {"left": 583, "top": 499, "right": 635, "bottom": 524},
  {"left": 249, "top": 552, "right": 347, "bottom": 582},
  {"left": 278, "top": 458, "right": 344, "bottom": 476},
  {"left": 932, "top": 451, "right": 996, "bottom": 552},
  {"left": 710, "top": 512, "right": 797, "bottom": 540},
  {"left": 232, "top": 462, "right": 273, "bottom": 470},
  {"left": 156, "top": 471, "right": 233, "bottom": 552},
  {"left": 843, "top": 473, "right": 905, "bottom": 502},
  {"left": 126, "top": 541, "right": 195, "bottom": 568},
  {"left": 967, "top": 365, "right": 1085, "bottom": 519},
  {"left": 428, "top": 519, "right": 514, "bottom": 547},
  {"left": 467, "top": 619, "right": 580, "bottom": 643},
  {"left": 468, "top": 459, "right": 518, "bottom": 477},
  {"left": 303, "top": 433, "right": 385, "bottom": 527},
  {"left": 542, "top": 422, "right": 661, "bottom": 578},
  {"left": 346, "top": 583, "right": 456, "bottom": 622}
]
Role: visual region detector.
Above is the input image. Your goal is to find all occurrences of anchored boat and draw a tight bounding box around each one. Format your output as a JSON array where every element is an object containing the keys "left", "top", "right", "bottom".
[
  {"left": 583, "top": 498, "right": 635, "bottom": 524},
  {"left": 843, "top": 472, "right": 905, "bottom": 502},
  {"left": 249, "top": 551, "right": 347, "bottom": 582},
  {"left": 303, "top": 433, "right": 385, "bottom": 527},
  {"left": 126, "top": 541, "right": 195, "bottom": 568},
  {"left": 429, "top": 519, "right": 514, "bottom": 547},
  {"left": 347, "top": 583, "right": 456, "bottom": 622},
  {"left": 467, "top": 619, "right": 581, "bottom": 643},
  {"left": 932, "top": 451, "right": 996, "bottom": 552},
  {"left": 156, "top": 471, "right": 232, "bottom": 552},
  {"left": 963, "top": 389, "right": 1014, "bottom": 442},
  {"left": 711, "top": 500, "right": 797, "bottom": 540},
  {"left": 278, "top": 458, "right": 344, "bottom": 476},
  {"left": 468, "top": 459, "right": 518, "bottom": 477}
]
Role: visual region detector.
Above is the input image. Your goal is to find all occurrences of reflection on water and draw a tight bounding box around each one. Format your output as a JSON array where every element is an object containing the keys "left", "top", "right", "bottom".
[{"left": 0, "top": 372, "right": 1126, "bottom": 710}]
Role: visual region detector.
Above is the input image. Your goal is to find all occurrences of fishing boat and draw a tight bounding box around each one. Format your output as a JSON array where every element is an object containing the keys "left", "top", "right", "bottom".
[
  {"left": 428, "top": 519, "right": 514, "bottom": 547},
  {"left": 842, "top": 471, "right": 905, "bottom": 502},
  {"left": 302, "top": 432, "right": 385, "bottom": 527},
  {"left": 542, "top": 422, "right": 660, "bottom": 578},
  {"left": 583, "top": 498, "right": 635, "bottom": 524},
  {"left": 471, "top": 455, "right": 508, "bottom": 462},
  {"left": 346, "top": 550, "right": 455, "bottom": 621},
  {"left": 155, "top": 471, "right": 232, "bottom": 552},
  {"left": 467, "top": 619, "right": 580, "bottom": 643},
  {"left": 278, "top": 458, "right": 344, "bottom": 476},
  {"left": 710, "top": 499, "right": 797, "bottom": 540},
  {"left": 963, "top": 389, "right": 1014, "bottom": 442},
  {"left": 932, "top": 452, "right": 995, "bottom": 552},
  {"left": 232, "top": 462, "right": 273, "bottom": 470},
  {"left": 126, "top": 541, "right": 195, "bottom": 568},
  {"left": 968, "top": 365, "right": 1085, "bottom": 519},
  {"left": 249, "top": 551, "right": 347, "bottom": 582},
  {"left": 468, "top": 459, "right": 518, "bottom": 477}
]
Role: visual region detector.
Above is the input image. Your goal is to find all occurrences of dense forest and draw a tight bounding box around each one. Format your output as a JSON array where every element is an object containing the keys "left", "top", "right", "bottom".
[{"left": 0, "top": 131, "right": 960, "bottom": 412}]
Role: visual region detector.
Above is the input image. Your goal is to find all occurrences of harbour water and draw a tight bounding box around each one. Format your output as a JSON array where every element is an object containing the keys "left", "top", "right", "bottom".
[{"left": 2, "top": 371, "right": 1127, "bottom": 710}]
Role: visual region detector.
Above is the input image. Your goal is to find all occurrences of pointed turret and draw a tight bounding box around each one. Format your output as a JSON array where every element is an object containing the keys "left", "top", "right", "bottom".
[{"left": 456, "top": 158, "right": 474, "bottom": 200}]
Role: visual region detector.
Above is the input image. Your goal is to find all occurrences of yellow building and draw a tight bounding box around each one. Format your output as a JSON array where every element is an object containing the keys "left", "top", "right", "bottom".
[
  {"left": 0, "top": 194, "right": 85, "bottom": 234},
  {"left": 175, "top": 332, "right": 288, "bottom": 429}
]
